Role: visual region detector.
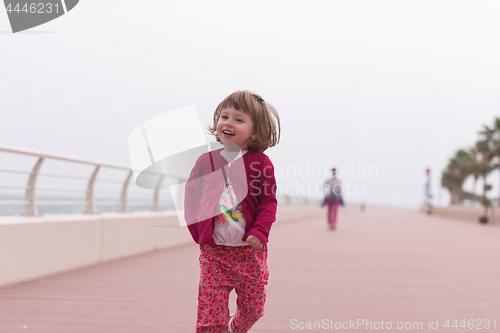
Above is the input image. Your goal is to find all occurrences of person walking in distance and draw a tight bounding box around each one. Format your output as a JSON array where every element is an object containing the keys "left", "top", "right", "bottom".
[{"left": 323, "top": 168, "right": 343, "bottom": 230}]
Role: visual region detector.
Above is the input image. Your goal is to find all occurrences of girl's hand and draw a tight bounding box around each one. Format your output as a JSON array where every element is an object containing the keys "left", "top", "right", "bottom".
[{"left": 246, "top": 235, "right": 263, "bottom": 249}]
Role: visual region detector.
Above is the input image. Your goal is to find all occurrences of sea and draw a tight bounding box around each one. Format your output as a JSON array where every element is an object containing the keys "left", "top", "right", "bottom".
[{"left": 0, "top": 194, "right": 175, "bottom": 217}]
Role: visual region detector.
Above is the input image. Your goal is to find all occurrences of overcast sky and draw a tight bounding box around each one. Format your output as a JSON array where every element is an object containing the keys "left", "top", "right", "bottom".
[{"left": 1, "top": 0, "right": 500, "bottom": 207}]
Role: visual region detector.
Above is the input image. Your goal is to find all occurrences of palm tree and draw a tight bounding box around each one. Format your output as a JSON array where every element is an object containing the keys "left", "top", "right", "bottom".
[
  {"left": 464, "top": 147, "right": 481, "bottom": 205},
  {"left": 451, "top": 149, "right": 473, "bottom": 203},
  {"left": 477, "top": 154, "right": 494, "bottom": 199},
  {"left": 441, "top": 169, "right": 461, "bottom": 204},
  {"left": 441, "top": 117, "right": 500, "bottom": 207},
  {"left": 477, "top": 158, "right": 494, "bottom": 222},
  {"left": 477, "top": 117, "right": 500, "bottom": 199},
  {"left": 441, "top": 149, "right": 472, "bottom": 205}
]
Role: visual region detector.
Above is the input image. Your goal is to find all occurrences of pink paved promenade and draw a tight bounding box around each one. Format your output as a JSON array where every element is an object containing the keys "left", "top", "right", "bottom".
[{"left": 1, "top": 207, "right": 499, "bottom": 332}]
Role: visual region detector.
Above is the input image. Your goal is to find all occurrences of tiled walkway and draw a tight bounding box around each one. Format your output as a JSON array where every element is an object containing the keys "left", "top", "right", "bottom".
[{"left": 1, "top": 207, "right": 499, "bottom": 332}]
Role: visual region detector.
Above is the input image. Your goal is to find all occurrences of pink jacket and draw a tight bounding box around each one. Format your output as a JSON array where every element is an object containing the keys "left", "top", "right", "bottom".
[{"left": 184, "top": 148, "right": 277, "bottom": 245}]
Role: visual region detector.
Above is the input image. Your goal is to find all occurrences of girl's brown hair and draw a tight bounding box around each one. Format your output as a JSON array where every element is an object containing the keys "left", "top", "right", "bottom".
[{"left": 207, "top": 90, "right": 280, "bottom": 152}]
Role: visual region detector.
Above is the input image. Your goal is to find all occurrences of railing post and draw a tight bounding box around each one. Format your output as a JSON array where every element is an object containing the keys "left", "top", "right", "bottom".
[
  {"left": 85, "top": 166, "right": 100, "bottom": 214},
  {"left": 120, "top": 170, "right": 133, "bottom": 213},
  {"left": 25, "top": 157, "right": 44, "bottom": 216},
  {"left": 153, "top": 176, "right": 164, "bottom": 212}
]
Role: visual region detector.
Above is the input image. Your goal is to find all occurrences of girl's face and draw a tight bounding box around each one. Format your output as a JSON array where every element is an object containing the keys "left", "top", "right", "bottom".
[{"left": 216, "top": 107, "right": 255, "bottom": 151}]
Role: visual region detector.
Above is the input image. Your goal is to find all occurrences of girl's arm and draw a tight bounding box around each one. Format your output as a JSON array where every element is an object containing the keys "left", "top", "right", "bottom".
[
  {"left": 247, "top": 156, "right": 277, "bottom": 245},
  {"left": 184, "top": 156, "right": 204, "bottom": 227}
]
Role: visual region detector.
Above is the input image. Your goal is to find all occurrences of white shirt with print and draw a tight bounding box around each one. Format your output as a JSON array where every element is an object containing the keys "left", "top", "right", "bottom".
[{"left": 212, "top": 149, "right": 249, "bottom": 246}]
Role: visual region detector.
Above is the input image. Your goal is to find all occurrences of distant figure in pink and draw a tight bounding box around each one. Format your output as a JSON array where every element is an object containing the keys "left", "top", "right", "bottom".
[{"left": 323, "top": 168, "right": 343, "bottom": 230}]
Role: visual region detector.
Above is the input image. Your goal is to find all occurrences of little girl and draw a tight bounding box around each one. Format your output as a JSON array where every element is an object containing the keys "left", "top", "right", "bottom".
[{"left": 184, "top": 91, "right": 280, "bottom": 333}]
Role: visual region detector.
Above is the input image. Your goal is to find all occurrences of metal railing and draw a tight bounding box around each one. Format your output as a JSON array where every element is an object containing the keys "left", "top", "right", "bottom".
[
  {"left": 0, "top": 144, "right": 178, "bottom": 216},
  {"left": 0, "top": 144, "right": 321, "bottom": 217}
]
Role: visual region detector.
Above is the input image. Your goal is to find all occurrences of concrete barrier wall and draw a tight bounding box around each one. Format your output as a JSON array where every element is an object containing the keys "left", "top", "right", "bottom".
[
  {"left": 0, "top": 212, "right": 190, "bottom": 287},
  {"left": 0, "top": 206, "right": 324, "bottom": 287},
  {"left": 0, "top": 215, "right": 103, "bottom": 288}
]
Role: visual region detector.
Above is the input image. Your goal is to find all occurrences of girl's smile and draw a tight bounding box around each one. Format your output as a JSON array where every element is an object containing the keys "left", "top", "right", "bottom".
[
  {"left": 222, "top": 129, "right": 235, "bottom": 136},
  {"left": 217, "top": 107, "right": 255, "bottom": 151}
]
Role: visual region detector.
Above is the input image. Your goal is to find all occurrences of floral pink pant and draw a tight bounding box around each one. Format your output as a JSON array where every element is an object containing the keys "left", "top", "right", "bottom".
[{"left": 196, "top": 244, "right": 269, "bottom": 333}]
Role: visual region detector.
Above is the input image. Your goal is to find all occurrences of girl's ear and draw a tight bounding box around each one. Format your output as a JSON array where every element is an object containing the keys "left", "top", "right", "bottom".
[{"left": 247, "top": 134, "right": 257, "bottom": 148}]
